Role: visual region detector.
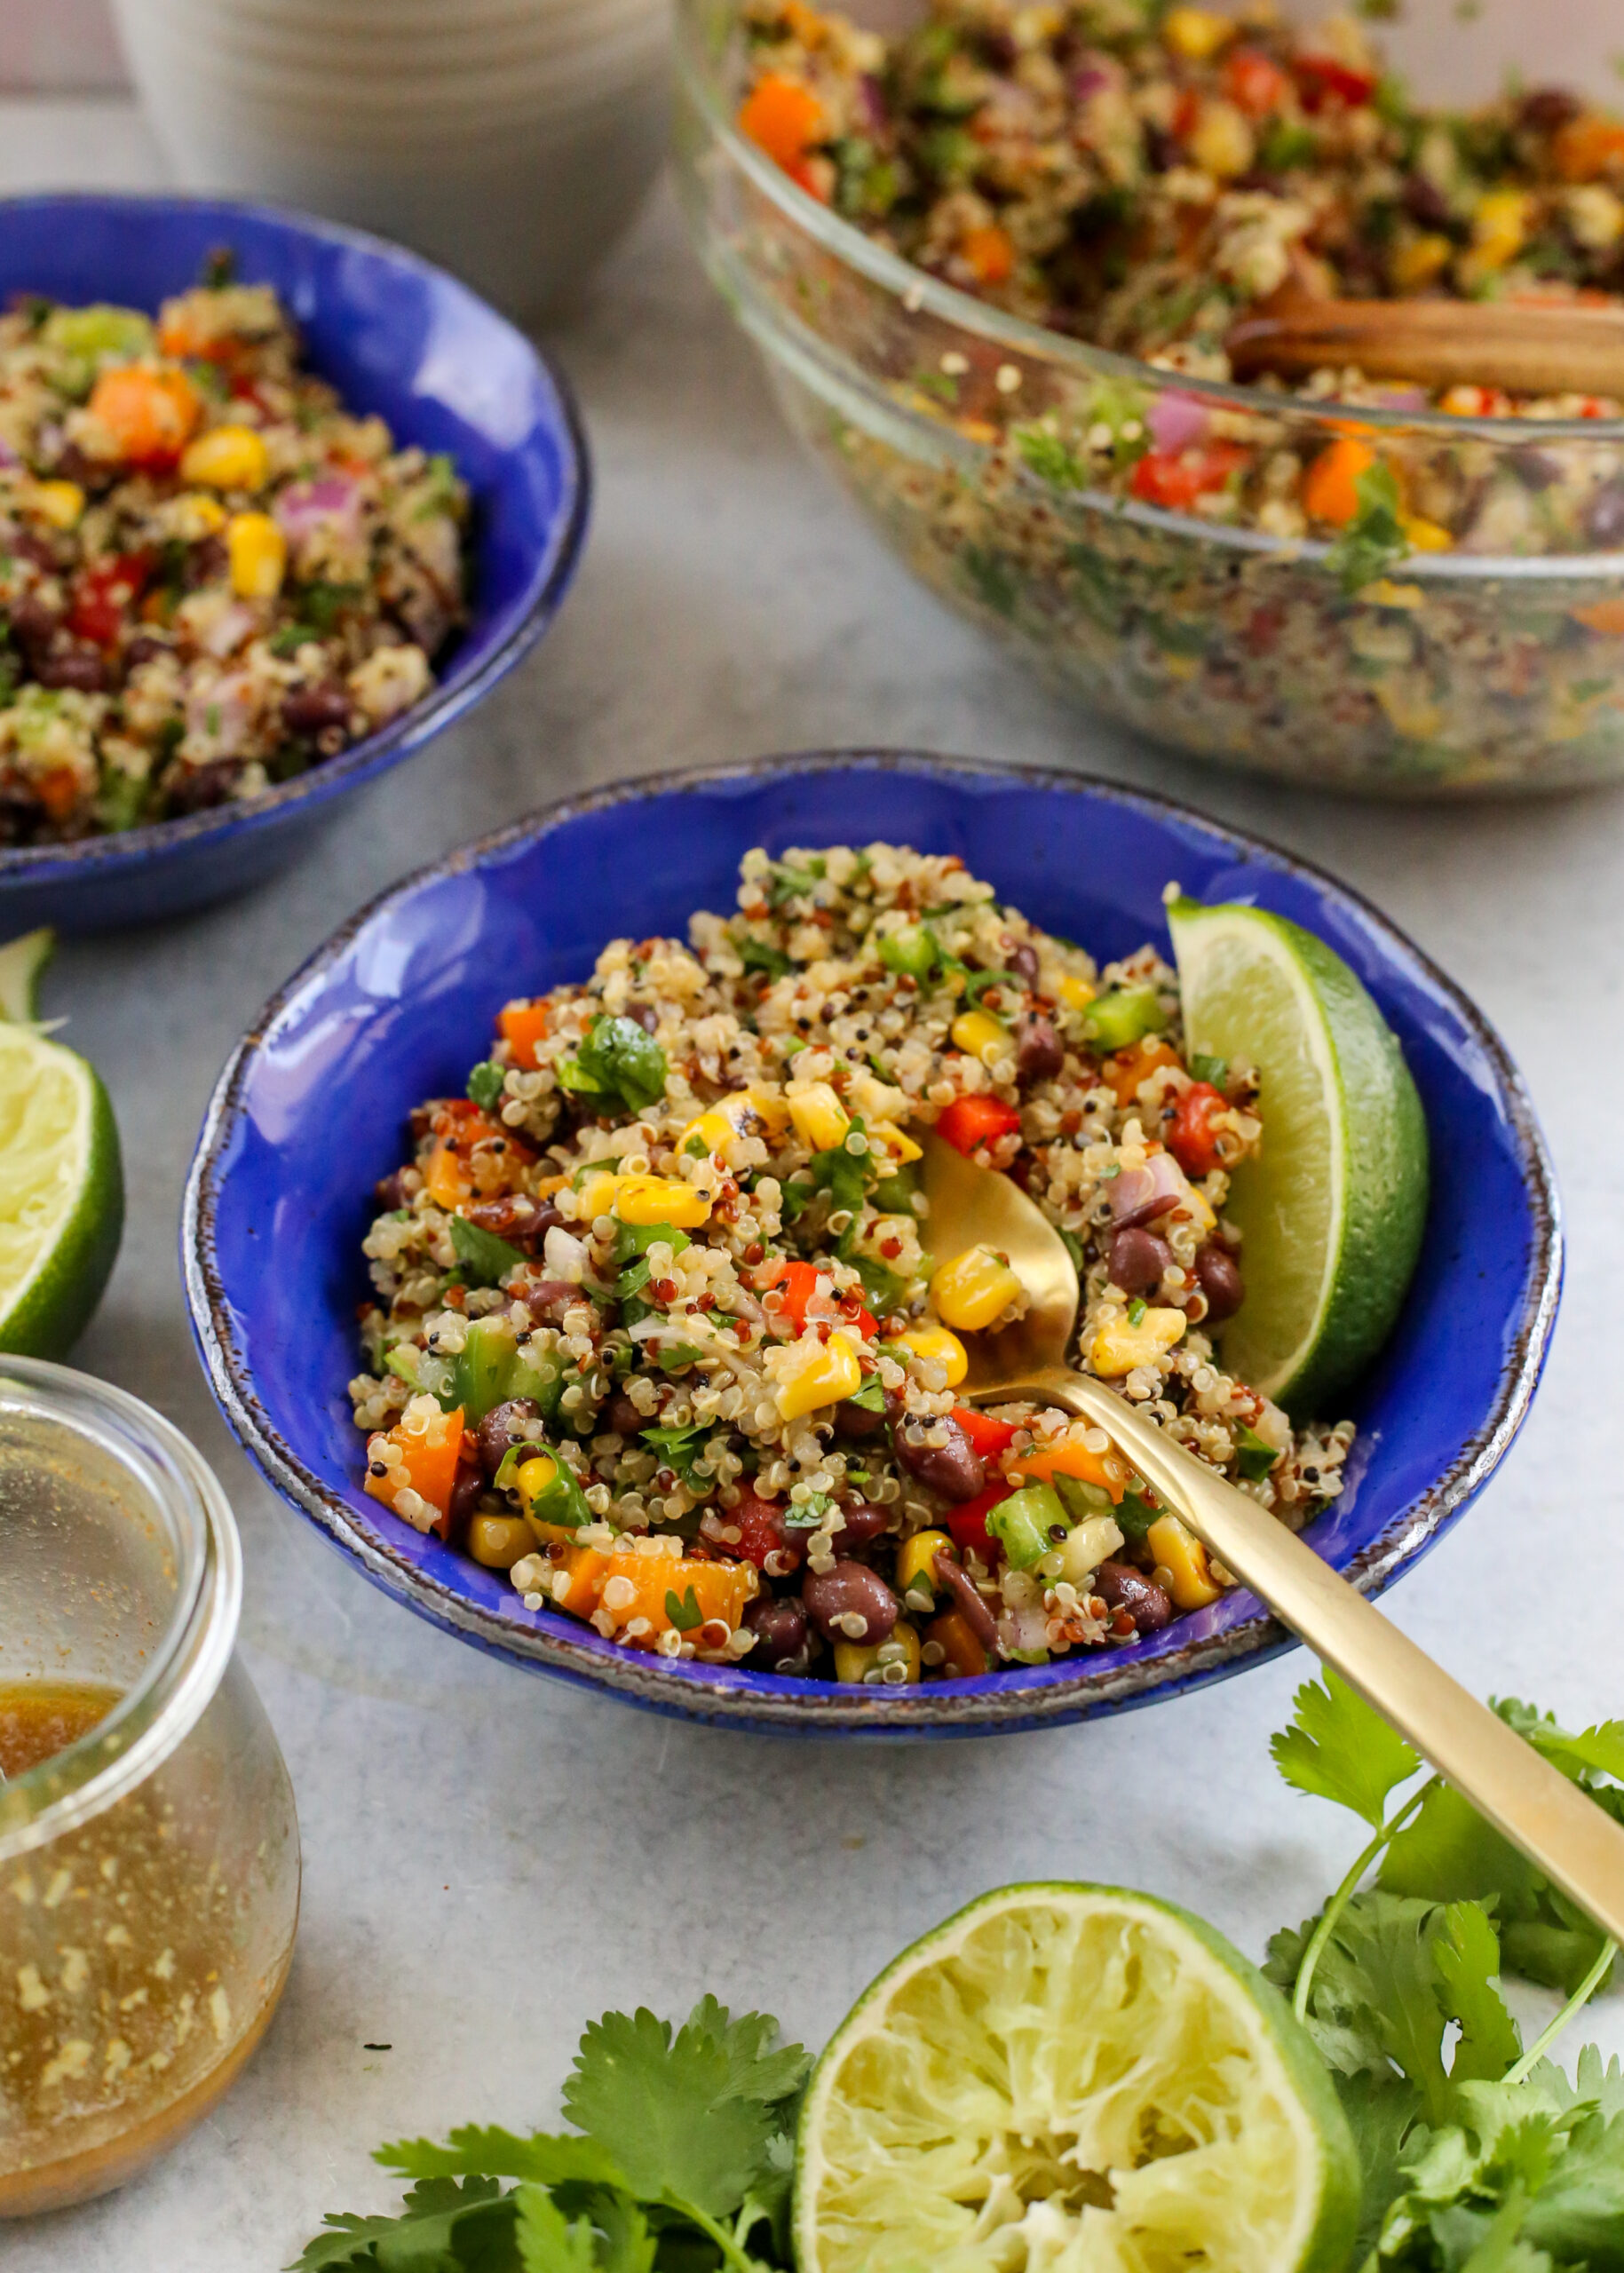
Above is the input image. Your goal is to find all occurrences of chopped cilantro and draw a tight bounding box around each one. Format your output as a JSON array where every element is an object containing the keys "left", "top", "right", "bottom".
[
  {"left": 466, "top": 1060, "right": 505, "bottom": 1111},
  {"left": 448, "top": 1215, "right": 525, "bottom": 1288}
]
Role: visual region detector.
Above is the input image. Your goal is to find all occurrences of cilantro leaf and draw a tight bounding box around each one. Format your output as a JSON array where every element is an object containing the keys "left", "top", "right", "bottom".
[
  {"left": 513, "top": 2186, "right": 599, "bottom": 2273},
  {"left": 1436, "top": 1902, "right": 1523, "bottom": 2087},
  {"left": 378, "top": 2132, "right": 627, "bottom": 2190},
  {"left": 735, "top": 937, "right": 791, "bottom": 980},
  {"left": 561, "top": 2000, "right": 806, "bottom": 2222},
  {"left": 565, "top": 1018, "right": 668, "bottom": 1117},
  {"left": 1326, "top": 460, "right": 1410, "bottom": 595},
  {"left": 1271, "top": 1664, "right": 1423, "bottom": 1829},
  {"left": 468, "top": 1061, "right": 506, "bottom": 1112},
  {"left": 1335, "top": 2070, "right": 1423, "bottom": 2266},
  {"left": 664, "top": 1587, "right": 704, "bottom": 1633},
  {"left": 641, "top": 1422, "right": 712, "bottom": 1484},
  {"left": 450, "top": 1216, "right": 527, "bottom": 1288},
  {"left": 287, "top": 2174, "right": 511, "bottom": 2271}
]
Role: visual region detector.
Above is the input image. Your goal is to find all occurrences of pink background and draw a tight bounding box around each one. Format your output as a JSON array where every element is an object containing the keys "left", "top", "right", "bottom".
[{"left": 1, "top": 1, "right": 127, "bottom": 91}]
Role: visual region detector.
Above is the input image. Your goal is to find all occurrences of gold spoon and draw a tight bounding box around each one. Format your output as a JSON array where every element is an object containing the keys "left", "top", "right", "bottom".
[
  {"left": 1226, "top": 291, "right": 1624, "bottom": 400},
  {"left": 919, "top": 1131, "right": 1624, "bottom": 1943}
]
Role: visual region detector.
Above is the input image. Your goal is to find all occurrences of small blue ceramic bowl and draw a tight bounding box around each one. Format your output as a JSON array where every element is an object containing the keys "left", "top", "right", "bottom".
[
  {"left": 0, "top": 195, "right": 588, "bottom": 932},
  {"left": 184, "top": 753, "right": 1561, "bottom": 1738}
]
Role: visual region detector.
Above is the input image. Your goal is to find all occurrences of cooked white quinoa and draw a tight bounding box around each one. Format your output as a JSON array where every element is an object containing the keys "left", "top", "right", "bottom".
[{"left": 351, "top": 843, "right": 1352, "bottom": 1684}]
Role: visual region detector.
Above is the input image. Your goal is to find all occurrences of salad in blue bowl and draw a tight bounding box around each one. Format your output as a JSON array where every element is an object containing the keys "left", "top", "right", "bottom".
[
  {"left": 183, "top": 753, "right": 1560, "bottom": 1736},
  {"left": 0, "top": 195, "right": 588, "bottom": 931}
]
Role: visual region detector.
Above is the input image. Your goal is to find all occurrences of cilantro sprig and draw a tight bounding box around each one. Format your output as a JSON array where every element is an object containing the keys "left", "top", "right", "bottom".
[
  {"left": 293, "top": 1998, "right": 807, "bottom": 2272},
  {"left": 1264, "top": 1665, "right": 1624, "bottom": 2267}
]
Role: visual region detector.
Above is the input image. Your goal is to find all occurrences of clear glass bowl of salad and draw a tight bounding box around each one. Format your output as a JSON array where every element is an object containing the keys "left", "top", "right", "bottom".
[{"left": 675, "top": 0, "right": 1624, "bottom": 796}]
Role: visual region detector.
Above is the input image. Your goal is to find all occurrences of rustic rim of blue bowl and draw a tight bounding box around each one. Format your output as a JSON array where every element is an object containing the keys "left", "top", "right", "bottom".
[
  {"left": 0, "top": 191, "right": 590, "bottom": 892},
  {"left": 184, "top": 751, "right": 1563, "bottom": 1737}
]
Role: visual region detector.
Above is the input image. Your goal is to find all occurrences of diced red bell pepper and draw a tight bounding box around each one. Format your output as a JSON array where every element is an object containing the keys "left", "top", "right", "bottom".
[
  {"left": 767, "top": 1258, "right": 876, "bottom": 1340},
  {"left": 1167, "top": 1082, "right": 1228, "bottom": 1178},
  {"left": 935, "top": 1094, "right": 1022, "bottom": 1155},
  {"left": 953, "top": 1405, "right": 1019, "bottom": 1459},
  {"left": 1294, "top": 54, "right": 1375, "bottom": 111},
  {"left": 729, "top": 1488, "right": 802, "bottom": 1571},
  {"left": 68, "top": 550, "right": 154, "bottom": 648},
  {"left": 1223, "top": 47, "right": 1291, "bottom": 116},
  {"left": 947, "top": 1481, "right": 1013, "bottom": 1563},
  {"left": 1129, "top": 443, "right": 1248, "bottom": 512}
]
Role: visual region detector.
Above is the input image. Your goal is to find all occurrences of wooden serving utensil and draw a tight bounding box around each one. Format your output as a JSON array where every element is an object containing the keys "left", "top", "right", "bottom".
[
  {"left": 1227, "top": 288, "right": 1624, "bottom": 400},
  {"left": 920, "top": 1130, "right": 1624, "bottom": 1944}
]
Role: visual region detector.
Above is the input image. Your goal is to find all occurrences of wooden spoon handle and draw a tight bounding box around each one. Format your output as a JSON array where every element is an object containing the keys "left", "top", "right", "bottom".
[
  {"left": 1012, "top": 1365, "right": 1624, "bottom": 1944},
  {"left": 1227, "top": 296, "right": 1624, "bottom": 399}
]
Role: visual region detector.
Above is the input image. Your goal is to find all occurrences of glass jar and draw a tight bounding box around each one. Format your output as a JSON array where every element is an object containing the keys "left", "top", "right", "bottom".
[{"left": 0, "top": 1358, "right": 299, "bottom": 2217}]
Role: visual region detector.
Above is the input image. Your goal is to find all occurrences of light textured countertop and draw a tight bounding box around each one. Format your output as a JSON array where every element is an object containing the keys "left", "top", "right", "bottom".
[{"left": 8, "top": 99, "right": 1624, "bottom": 2273}]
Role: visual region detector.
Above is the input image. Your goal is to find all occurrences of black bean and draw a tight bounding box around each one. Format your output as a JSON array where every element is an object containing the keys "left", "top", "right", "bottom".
[
  {"left": 519, "top": 1277, "right": 578, "bottom": 1323},
  {"left": 8, "top": 592, "right": 59, "bottom": 651},
  {"left": 742, "top": 1595, "right": 812, "bottom": 1674},
  {"left": 165, "top": 759, "right": 241, "bottom": 814},
  {"left": 605, "top": 1391, "right": 645, "bottom": 1439},
  {"left": 893, "top": 1414, "right": 986, "bottom": 1503},
  {"left": 931, "top": 1550, "right": 1001, "bottom": 1648},
  {"left": 1008, "top": 941, "right": 1040, "bottom": 986},
  {"left": 373, "top": 1166, "right": 414, "bottom": 1210},
  {"left": 1588, "top": 482, "right": 1624, "bottom": 550},
  {"left": 1109, "top": 1225, "right": 1172, "bottom": 1296},
  {"left": 9, "top": 534, "right": 59, "bottom": 575},
  {"left": 1014, "top": 1012, "right": 1064, "bottom": 1085},
  {"left": 34, "top": 645, "right": 107, "bottom": 693},
  {"left": 1518, "top": 86, "right": 1580, "bottom": 134},
  {"left": 1195, "top": 1243, "right": 1245, "bottom": 1322},
  {"left": 281, "top": 682, "right": 353, "bottom": 738},
  {"left": 1095, "top": 1560, "right": 1173, "bottom": 1634},
  {"left": 829, "top": 1500, "right": 891, "bottom": 1556},
  {"left": 833, "top": 1395, "right": 887, "bottom": 1441},
  {"left": 1401, "top": 172, "right": 1454, "bottom": 230},
  {"left": 628, "top": 1003, "right": 659, "bottom": 1034},
  {"left": 801, "top": 1559, "right": 899, "bottom": 1644},
  {"left": 185, "top": 535, "right": 228, "bottom": 590},
  {"left": 477, "top": 1398, "right": 542, "bottom": 1477},
  {"left": 466, "top": 1193, "right": 558, "bottom": 1254},
  {"left": 123, "top": 633, "right": 172, "bottom": 670},
  {"left": 447, "top": 1460, "right": 486, "bottom": 1537}
]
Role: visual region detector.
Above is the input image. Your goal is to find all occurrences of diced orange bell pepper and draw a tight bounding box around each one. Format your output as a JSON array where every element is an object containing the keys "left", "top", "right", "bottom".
[
  {"left": 1007, "top": 1440, "right": 1128, "bottom": 1503},
  {"left": 498, "top": 1001, "right": 551, "bottom": 1069},
  {"left": 550, "top": 1547, "right": 757, "bottom": 1643},
  {"left": 1301, "top": 436, "right": 1376, "bottom": 527},
  {"left": 738, "top": 73, "right": 825, "bottom": 169},
  {"left": 1101, "top": 1036, "right": 1179, "bottom": 1106},
  {"left": 365, "top": 1402, "right": 465, "bottom": 1525},
  {"left": 962, "top": 223, "right": 1015, "bottom": 285},
  {"left": 1573, "top": 598, "right": 1624, "bottom": 637},
  {"left": 34, "top": 768, "right": 83, "bottom": 823},
  {"left": 925, "top": 1607, "right": 989, "bottom": 1678},
  {"left": 1554, "top": 115, "right": 1624, "bottom": 184},
  {"left": 935, "top": 1094, "right": 1023, "bottom": 1155},
  {"left": 1223, "top": 47, "right": 1290, "bottom": 117},
  {"left": 424, "top": 1146, "right": 473, "bottom": 1209},
  {"left": 88, "top": 365, "right": 202, "bottom": 466}
]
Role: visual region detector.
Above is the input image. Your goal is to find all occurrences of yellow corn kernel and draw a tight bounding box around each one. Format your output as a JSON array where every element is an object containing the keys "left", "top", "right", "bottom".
[
  {"left": 1401, "top": 513, "right": 1454, "bottom": 553},
  {"left": 179, "top": 423, "right": 270, "bottom": 491},
  {"left": 773, "top": 1328, "right": 863, "bottom": 1421},
  {"left": 1391, "top": 232, "right": 1453, "bottom": 291},
  {"left": 614, "top": 1174, "right": 712, "bottom": 1229},
  {"left": 1162, "top": 4, "right": 1233, "bottom": 58},
  {"left": 1058, "top": 973, "right": 1096, "bottom": 1012},
  {"left": 834, "top": 1620, "right": 922, "bottom": 1686},
  {"left": 1470, "top": 187, "right": 1530, "bottom": 269},
  {"left": 931, "top": 1245, "right": 1025, "bottom": 1333},
  {"left": 1090, "top": 1305, "right": 1187, "bottom": 1377},
  {"left": 574, "top": 1169, "right": 623, "bottom": 1224},
  {"left": 681, "top": 1110, "right": 741, "bottom": 1160},
  {"left": 740, "top": 1084, "right": 792, "bottom": 1139},
  {"left": 468, "top": 1513, "right": 534, "bottom": 1568},
  {"left": 1190, "top": 98, "right": 1254, "bottom": 181},
  {"left": 29, "top": 479, "right": 84, "bottom": 530},
  {"left": 787, "top": 1081, "right": 850, "bottom": 1152},
  {"left": 226, "top": 510, "right": 286, "bottom": 599},
  {"left": 868, "top": 1118, "right": 923, "bottom": 1165},
  {"left": 1145, "top": 1514, "right": 1222, "bottom": 1610},
  {"left": 896, "top": 1325, "right": 968, "bottom": 1387},
  {"left": 515, "top": 1454, "right": 558, "bottom": 1508},
  {"left": 950, "top": 1009, "right": 1010, "bottom": 1067},
  {"left": 896, "top": 1529, "right": 952, "bottom": 1602},
  {"left": 174, "top": 491, "right": 228, "bottom": 538}
]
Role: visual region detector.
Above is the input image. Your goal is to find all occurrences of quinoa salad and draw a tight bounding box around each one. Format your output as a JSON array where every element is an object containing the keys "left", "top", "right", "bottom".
[
  {"left": 350, "top": 844, "right": 1353, "bottom": 1688},
  {"left": 0, "top": 265, "right": 467, "bottom": 841}
]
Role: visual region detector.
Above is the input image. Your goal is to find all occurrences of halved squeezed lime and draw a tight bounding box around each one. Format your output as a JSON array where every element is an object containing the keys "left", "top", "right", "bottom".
[{"left": 795, "top": 1883, "right": 1359, "bottom": 2273}]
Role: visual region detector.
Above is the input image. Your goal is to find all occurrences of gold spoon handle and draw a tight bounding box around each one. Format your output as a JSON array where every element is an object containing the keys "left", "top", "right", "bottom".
[{"left": 1019, "top": 1366, "right": 1624, "bottom": 1945}]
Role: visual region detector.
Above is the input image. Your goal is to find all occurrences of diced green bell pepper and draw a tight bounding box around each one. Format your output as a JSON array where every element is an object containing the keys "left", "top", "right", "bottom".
[
  {"left": 1084, "top": 986, "right": 1168, "bottom": 1053},
  {"left": 1234, "top": 1422, "right": 1280, "bottom": 1482},
  {"left": 877, "top": 925, "right": 938, "bottom": 979},
  {"left": 986, "top": 1482, "right": 1069, "bottom": 1570},
  {"left": 1052, "top": 1474, "right": 1118, "bottom": 1526},
  {"left": 42, "top": 303, "right": 154, "bottom": 362},
  {"left": 452, "top": 1317, "right": 566, "bottom": 1423}
]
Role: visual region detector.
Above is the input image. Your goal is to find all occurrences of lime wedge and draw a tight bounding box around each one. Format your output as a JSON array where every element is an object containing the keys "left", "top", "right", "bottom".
[
  {"left": 0, "top": 934, "right": 123, "bottom": 1360},
  {"left": 795, "top": 1882, "right": 1359, "bottom": 2273},
  {"left": 1168, "top": 899, "right": 1428, "bottom": 1418}
]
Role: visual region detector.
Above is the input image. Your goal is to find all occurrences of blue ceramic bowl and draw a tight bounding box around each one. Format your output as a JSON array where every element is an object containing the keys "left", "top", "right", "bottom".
[
  {"left": 0, "top": 195, "right": 589, "bottom": 931},
  {"left": 184, "top": 754, "right": 1561, "bottom": 1737}
]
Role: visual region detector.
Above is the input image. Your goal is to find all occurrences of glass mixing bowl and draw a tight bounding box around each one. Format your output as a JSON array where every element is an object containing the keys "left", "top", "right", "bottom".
[
  {"left": 676, "top": 0, "right": 1624, "bottom": 796},
  {"left": 0, "top": 1359, "right": 299, "bottom": 2217}
]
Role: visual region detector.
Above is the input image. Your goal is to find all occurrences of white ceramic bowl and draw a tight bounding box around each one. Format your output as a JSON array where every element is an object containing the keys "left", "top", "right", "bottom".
[{"left": 112, "top": 0, "right": 669, "bottom": 313}]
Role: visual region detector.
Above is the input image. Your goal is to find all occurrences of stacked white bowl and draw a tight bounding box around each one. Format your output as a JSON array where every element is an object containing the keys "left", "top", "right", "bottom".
[{"left": 112, "top": 0, "right": 670, "bottom": 313}]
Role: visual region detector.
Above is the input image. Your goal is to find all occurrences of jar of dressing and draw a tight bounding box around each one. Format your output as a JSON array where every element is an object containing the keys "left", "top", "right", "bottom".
[{"left": 0, "top": 1359, "right": 298, "bottom": 2216}]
